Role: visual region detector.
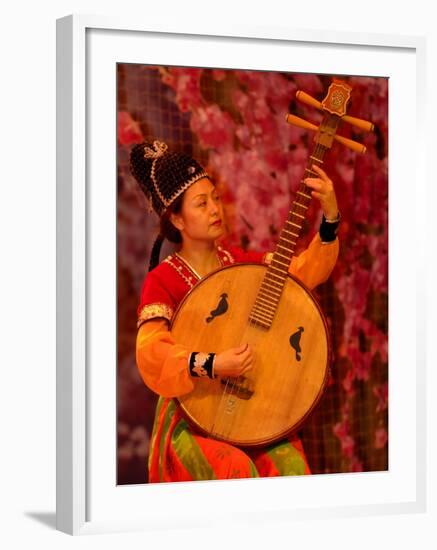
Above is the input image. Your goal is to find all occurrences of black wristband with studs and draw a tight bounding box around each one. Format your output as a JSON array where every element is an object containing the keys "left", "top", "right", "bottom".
[
  {"left": 188, "top": 352, "right": 216, "bottom": 379},
  {"left": 319, "top": 212, "right": 341, "bottom": 243}
]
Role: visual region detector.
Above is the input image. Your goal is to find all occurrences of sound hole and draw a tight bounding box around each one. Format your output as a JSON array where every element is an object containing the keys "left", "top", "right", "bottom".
[
  {"left": 289, "top": 326, "right": 304, "bottom": 361},
  {"left": 205, "top": 293, "right": 229, "bottom": 323}
]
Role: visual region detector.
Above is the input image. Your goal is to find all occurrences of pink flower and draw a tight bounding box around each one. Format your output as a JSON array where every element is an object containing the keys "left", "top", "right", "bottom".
[
  {"left": 341, "top": 435, "right": 355, "bottom": 458},
  {"left": 162, "top": 67, "right": 203, "bottom": 112},
  {"left": 292, "top": 73, "right": 323, "bottom": 95},
  {"left": 373, "top": 383, "right": 388, "bottom": 412},
  {"left": 342, "top": 368, "right": 355, "bottom": 393},
  {"left": 191, "top": 104, "right": 235, "bottom": 150},
  {"left": 333, "top": 419, "right": 350, "bottom": 439},
  {"left": 117, "top": 111, "right": 143, "bottom": 145}
]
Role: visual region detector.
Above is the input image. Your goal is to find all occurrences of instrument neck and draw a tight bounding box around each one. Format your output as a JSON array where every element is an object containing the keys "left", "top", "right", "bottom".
[{"left": 248, "top": 143, "right": 328, "bottom": 330}]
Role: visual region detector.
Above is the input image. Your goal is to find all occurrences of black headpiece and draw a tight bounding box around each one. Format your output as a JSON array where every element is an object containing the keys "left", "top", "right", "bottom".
[{"left": 130, "top": 140, "right": 209, "bottom": 216}]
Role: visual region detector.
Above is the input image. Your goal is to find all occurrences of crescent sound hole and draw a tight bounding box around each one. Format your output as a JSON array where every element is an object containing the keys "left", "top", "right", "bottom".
[
  {"left": 205, "top": 293, "right": 229, "bottom": 323},
  {"left": 289, "top": 326, "right": 304, "bottom": 361}
]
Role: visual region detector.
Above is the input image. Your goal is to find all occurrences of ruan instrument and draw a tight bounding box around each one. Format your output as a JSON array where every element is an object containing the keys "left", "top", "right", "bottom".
[{"left": 171, "top": 79, "right": 373, "bottom": 447}]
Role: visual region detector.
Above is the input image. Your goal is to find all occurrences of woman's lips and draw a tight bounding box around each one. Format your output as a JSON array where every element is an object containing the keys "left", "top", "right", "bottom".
[{"left": 211, "top": 219, "right": 222, "bottom": 227}]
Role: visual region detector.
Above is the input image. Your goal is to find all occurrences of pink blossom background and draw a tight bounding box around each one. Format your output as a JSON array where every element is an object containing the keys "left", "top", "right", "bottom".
[{"left": 116, "top": 64, "right": 388, "bottom": 484}]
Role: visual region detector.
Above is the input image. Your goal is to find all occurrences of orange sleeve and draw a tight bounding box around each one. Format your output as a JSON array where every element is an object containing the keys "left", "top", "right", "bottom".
[
  {"left": 288, "top": 233, "right": 339, "bottom": 289},
  {"left": 136, "top": 319, "right": 194, "bottom": 398}
]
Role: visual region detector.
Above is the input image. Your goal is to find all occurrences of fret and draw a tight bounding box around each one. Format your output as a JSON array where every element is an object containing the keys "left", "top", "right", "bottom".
[
  {"left": 249, "top": 311, "right": 273, "bottom": 325},
  {"left": 282, "top": 228, "right": 299, "bottom": 238},
  {"left": 304, "top": 168, "right": 318, "bottom": 176},
  {"left": 260, "top": 283, "right": 282, "bottom": 298},
  {"left": 310, "top": 156, "right": 324, "bottom": 163},
  {"left": 292, "top": 212, "right": 305, "bottom": 219},
  {"left": 266, "top": 264, "right": 288, "bottom": 282},
  {"left": 251, "top": 311, "right": 274, "bottom": 325},
  {"left": 270, "top": 251, "right": 290, "bottom": 271},
  {"left": 270, "top": 264, "right": 288, "bottom": 276},
  {"left": 266, "top": 271, "right": 285, "bottom": 284},
  {"left": 277, "top": 241, "right": 295, "bottom": 251},
  {"left": 293, "top": 201, "right": 308, "bottom": 210},
  {"left": 272, "top": 254, "right": 289, "bottom": 264},
  {"left": 258, "top": 294, "right": 280, "bottom": 308},
  {"left": 256, "top": 296, "right": 278, "bottom": 310},
  {"left": 286, "top": 221, "right": 301, "bottom": 230},
  {"left": 265, "top": 276, "right": 284, "bottom": 291},
  {"left": 253, "top": 301, "right": 276, "bottom": 315},
  {"left": 270, "top": 258, "right": 290, "bottom": 275},
  {"left": 268, "top": 265, "right": 287, "bottom": 278},
  {"left": 261, "top": 275, "right": 283, "bottom": 296},
  {"left": 297, "top": 190, "right": 312, "bottom": 200},
  {"left": 275, "top": 251, "right": 290, "bottom": 262},
  {"left": 249, "top": 317, "right": 270, "bottom": 330},
  {"left": 251, "top": 303, "right": 274, "bottom": 317}
]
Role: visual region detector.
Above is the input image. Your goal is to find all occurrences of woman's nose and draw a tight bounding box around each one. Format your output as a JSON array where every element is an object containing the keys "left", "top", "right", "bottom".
[{"left": 209, "top": 200, "right": 219, "bottom": 215}]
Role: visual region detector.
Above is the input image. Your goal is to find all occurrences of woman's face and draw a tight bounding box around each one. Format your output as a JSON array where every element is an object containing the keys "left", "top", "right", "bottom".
[{"left": 170, "top": 178, "right": 225, "bottom": 244}]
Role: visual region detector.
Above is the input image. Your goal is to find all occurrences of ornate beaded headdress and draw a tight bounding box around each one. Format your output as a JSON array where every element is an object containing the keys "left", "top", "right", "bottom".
[{"left": 130, "top": 140, "right": 209, "bottom": 216}]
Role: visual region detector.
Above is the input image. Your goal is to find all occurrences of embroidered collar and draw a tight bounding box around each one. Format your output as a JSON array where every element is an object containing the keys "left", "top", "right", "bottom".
[
  {"left": 174, "top": 252, "right": 205, "bottom": 280},
  {"left": 163, "top": 245, "right": 235, "bottom": 288}
]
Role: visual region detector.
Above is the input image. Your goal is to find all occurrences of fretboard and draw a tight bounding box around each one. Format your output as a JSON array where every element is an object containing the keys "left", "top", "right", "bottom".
[{"left": 248, "top": 143, "right": 329, "bottom": 330}]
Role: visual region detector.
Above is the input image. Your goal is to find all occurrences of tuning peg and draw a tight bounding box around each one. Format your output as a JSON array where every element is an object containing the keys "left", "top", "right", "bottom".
[
  {"left": 296, "top": 90, "right": 374, "bottom": 133},
  {"left": 285, "top": 113, "right": 367, "bottom": 154},
  {"left": 285, "top": 113, "right": 317, "bottom": 133}
]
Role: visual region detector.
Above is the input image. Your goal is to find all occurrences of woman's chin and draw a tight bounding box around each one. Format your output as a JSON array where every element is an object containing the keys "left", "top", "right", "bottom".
[{"left": 210, "top": 224, "right": 225, "bottom": 238}]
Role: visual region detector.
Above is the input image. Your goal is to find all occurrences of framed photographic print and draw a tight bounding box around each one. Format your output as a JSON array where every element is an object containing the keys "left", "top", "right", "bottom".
[{"left": 56, "top": 14, "right": 426, "bottom": 535}]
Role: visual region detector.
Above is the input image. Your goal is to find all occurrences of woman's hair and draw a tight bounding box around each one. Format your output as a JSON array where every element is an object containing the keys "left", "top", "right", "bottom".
[
  {"left": 148, "top": 193, "right": 185, "bottom": 272},
  {"left": 129, "top": 140, "right": 209, "bottom": 271}
]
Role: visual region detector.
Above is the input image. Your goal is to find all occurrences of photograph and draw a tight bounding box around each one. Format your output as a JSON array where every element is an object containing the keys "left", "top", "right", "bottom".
[{"left": 115, "top": 64, "right": 389, "bottom": 485}]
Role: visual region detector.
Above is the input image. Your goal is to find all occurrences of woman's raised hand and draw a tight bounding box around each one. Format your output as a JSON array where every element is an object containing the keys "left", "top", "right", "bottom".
[
  {"left": 214, "top": 343, "right": 254, "bottom": 378},
  {"left": 305, "top": 164, "right": 339, "bottom": 220}
]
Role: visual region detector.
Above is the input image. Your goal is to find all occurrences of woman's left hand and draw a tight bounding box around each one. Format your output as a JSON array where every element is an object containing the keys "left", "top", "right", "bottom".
[{"left": 304, "top": 164, "right": 339, "bottom": 220}]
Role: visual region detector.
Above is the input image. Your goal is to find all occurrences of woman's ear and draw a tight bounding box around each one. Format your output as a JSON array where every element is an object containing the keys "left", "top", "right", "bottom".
[{"left": 169, "top": 212, "right": 184, "bottom": 231}]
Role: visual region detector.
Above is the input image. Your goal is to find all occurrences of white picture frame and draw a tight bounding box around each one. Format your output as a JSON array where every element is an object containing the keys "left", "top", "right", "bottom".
[{"left": 56, "top": 14, "right": 427, "bottom": 536}]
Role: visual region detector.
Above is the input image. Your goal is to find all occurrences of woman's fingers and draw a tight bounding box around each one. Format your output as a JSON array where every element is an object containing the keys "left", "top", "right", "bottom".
[
  {"left": 238, "top": 345, "right": 254, "bottom": 372},
  {"left": 235, "top": 343, "right": 249, "bottom": 354},
  {"left": 310, "top": 191, "right": 323, "bottom": 200},
  {"left": 241, "top": 364, "right": 253, "bottom": 375},
  {"left": 303, "top": 167, "right": 338, "bottom": 221},
  {"left": 312, "top": 164, "right": 329, "bottom": 180},
  {"left": 236, "top": 344, "right": 252, "bottom": 359},
  {"left": 306, "top": 164, "right": 333, "bottom": 189},
  {"left": 305, "top": 179, "right": 322, "bottom": 192}
]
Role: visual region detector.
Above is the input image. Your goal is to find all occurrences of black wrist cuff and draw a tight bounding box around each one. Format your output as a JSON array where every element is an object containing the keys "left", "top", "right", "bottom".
[
  {"left": 189, "top": 352, "right": 216, "bottom": 379},
  {"left": 319, "top": 213, "right": 341, "bottom": 243}
]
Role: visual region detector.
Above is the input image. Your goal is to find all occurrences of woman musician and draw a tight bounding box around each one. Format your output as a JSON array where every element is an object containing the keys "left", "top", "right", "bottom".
[{"left": 131, "top": 139, "right": 340, "bottom": 482}]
